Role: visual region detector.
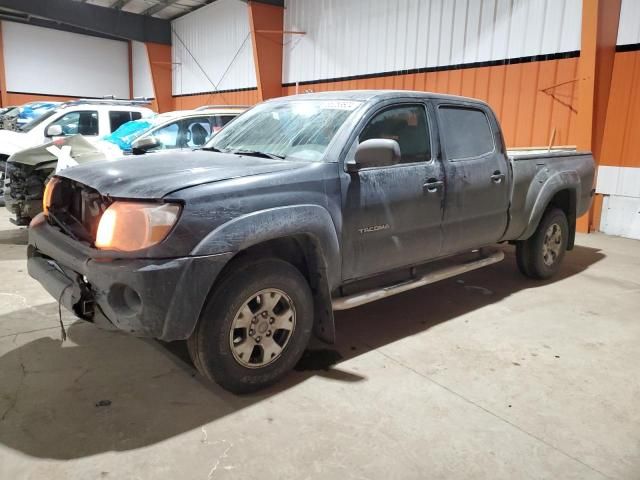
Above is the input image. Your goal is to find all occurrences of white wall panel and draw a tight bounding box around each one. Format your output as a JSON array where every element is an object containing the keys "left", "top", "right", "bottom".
[
  {"left": 600, "top": 195, "right": 640, "bottom": 240},
  {"left": 1, "top": 21, "right": 129, "bottom": 98},
  {"left": 597, "top": 166, "right": 640, "bottom": 240},
  {"left": 131, "top": 41, "right": 155, "bottom": 99},
  {"left": 617, "top": 0, "right": 640, "bottom": 45},
  {"left": 283, "top": 0, "right": 582, "bottom": 84},
  {"left": 596, "top": 166, "right": 640, "bottom": 198},
  {"left": 171, "top": 0, "right": 256, "bottom": 96}
]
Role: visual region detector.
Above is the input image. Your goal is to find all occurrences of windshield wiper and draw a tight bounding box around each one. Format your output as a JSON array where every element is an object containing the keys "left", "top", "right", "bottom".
[
  {"left": 200, "top": 146, "right": 228, "bottom": 153},
  {"left": 229, "top": 149, "right": 286, "bottom": 160}
]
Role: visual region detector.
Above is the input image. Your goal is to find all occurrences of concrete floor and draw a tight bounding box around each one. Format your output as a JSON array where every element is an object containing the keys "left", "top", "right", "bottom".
[{"left": 0, "top": 209, "right": 638, "bottom": 480}]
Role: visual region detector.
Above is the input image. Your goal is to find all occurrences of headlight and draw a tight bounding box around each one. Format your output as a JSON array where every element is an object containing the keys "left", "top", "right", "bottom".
[{"left": 95, "top": 201, "right": 181, "bottom": 251}]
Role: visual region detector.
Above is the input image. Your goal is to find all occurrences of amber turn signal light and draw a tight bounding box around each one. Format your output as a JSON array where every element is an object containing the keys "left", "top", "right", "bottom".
[{"left": 42, "top": 177, "right": 60, "bottom": 216}]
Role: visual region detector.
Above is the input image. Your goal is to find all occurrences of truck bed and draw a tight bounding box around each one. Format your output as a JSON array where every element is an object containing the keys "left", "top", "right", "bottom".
[
  {"left": 507, "top": 147, "right": 589, "bottom": 161},
  {"left": 504, "top": 147, "right": 595, "bottom": 241}
]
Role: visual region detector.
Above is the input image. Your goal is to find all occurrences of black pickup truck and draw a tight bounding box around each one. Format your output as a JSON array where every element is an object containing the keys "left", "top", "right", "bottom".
[{"left": 27, "top": 91, "right": 595, "bottom": 393}]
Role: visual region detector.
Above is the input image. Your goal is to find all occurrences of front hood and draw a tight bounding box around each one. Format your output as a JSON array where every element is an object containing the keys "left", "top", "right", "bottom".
[
  {"left": 58, "top": 149, "right": 310, "bottom": 199},
  {"left": 8, "top": 135, "right": 107, "bottom": 167},
  {"left": 0, "top": 130, "right": 33, "bottom": 156}
]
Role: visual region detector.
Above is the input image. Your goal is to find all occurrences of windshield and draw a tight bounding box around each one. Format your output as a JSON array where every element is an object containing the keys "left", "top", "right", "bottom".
[
  {"left": 19, "top": 104, "right": 62, "bottom": 132},
  {"left": 206, "top": 100, "right": 362, "bottom": 162}
]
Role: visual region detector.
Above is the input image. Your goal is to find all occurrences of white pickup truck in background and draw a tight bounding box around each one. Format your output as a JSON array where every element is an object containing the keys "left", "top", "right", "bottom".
[{"left": 0, "top": 99, "right": 154, "bottom": 159}]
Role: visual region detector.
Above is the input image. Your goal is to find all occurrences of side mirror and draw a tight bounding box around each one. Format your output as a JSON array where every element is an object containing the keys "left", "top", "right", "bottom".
[
  {"left": 131, "top": 135, "right": 160, "bottom": 155},
  {"left": 45, "top": 124, "right": 63, "bottom": 137},
  {"left": 346, "top": 139, "right": 401, "bottom": 172}
]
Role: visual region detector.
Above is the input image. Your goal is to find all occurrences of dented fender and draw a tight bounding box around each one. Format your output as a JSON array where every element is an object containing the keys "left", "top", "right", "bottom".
[
  {"left": 519, "top": 170, "right": 580, "bottom": 240},
  {"left": 192, "top": 204, "right": 339, "bottom": 275},
  {"left": 190, "top": 204, "right": 341, "bottom": 343}
]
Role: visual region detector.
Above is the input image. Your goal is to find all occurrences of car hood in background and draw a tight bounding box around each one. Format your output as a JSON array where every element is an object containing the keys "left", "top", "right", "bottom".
[
  {"left": 0, "top": 130, "right": 34, "bottom": 156},
  {"left": 8, "top": 135, "right": 107, "bottom": 168},
  {"left": 58, "top": 150, "right": 310, "bottom": 199}
]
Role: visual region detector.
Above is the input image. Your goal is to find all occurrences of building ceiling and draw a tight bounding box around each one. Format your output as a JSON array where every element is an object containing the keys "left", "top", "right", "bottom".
[
  {"left": 70, "top": 0, "right": 284, "bottom": 21},
  {"left": 0, "top": 0, "right": 285, "bottom": 43},
  {"left": 70, "top": 0, "right": 215, "bottom": 20}
]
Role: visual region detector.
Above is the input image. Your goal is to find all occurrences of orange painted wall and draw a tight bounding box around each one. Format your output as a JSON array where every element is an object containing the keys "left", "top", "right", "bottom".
[
  {"left": 5, "top": 92, "right": 80, "bottom": 105},
  {"left": 173, "top": 89, "right": 260, "bottom": 110},
  {"left": 283, "top": 58, "right": 580, "bottom": 148},
  {"left": 598, "top": 50, "right": 640, "bottom": 168},
  {"left": 248, "top": 1, "right": 284, "bottom": 101},
  {"left": 0, "top": 21, "right": 7, "bottom": 107},
  {"left": 146, "top": 42, "right": 173, "bottom": 113}
]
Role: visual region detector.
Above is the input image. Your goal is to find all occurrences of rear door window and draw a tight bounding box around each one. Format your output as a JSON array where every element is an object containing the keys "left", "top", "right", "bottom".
[
  {"left": 211, "top": 115, "right": 237, "bottom": 133},
  {"left": 438, "top": 106, "right": 494, "bottom": 160},
  {"left": 109, "top": 111, "right": 143, "bottom": 133}
]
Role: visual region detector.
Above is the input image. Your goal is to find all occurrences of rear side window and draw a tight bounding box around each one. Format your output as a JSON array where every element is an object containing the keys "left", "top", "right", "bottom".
[
  {"left": 109, "top": 111, "right": 143, "bottom": 133},
  {"left": 212, "top": 115, "right": 236, "bottom": 131},
  {"left": 438, "top": 106, "right": 494, "bottom": 160}
]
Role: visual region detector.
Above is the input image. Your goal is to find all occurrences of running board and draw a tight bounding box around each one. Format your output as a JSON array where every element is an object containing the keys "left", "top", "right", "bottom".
[{"left": 332, "top": 248, "right": 504, "bottom": 310}]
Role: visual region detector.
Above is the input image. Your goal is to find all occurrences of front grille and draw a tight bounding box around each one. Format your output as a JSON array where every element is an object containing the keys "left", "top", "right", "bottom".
[
  {"left": 48, "top": 178, "right": 110, "bottom": 244},
  {"left": 6, "top": 162, "right": 51, "bottom": 202}
]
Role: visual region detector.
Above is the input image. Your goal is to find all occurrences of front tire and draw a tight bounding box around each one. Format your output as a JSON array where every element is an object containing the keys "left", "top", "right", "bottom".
[
  {"left": 516, "top": 207, "right": 569, "bottom": 279},
  {"left": 187, "top": 258, "right": 314, "bottom": 394}
]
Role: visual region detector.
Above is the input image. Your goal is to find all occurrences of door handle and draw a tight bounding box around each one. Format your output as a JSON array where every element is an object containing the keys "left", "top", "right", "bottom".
[
  {"left": 423, "top": 179, "right": 443, "bottom": 193},
  {"left": 491, "top": 171, "right": 505, "bottom": 183}
]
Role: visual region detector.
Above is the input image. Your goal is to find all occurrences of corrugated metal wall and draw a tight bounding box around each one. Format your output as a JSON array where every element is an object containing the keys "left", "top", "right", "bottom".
[
  {"left": 617, "top": 0, "right": 640, "bottom": 45},
  {"left": 2, "top": 21, "right": 129, "bottom": 98},
  {"left": 173, "top": 89, "right": 260, "bottom": 111},
  {"left": 283, "top": 0, "right": 582, "bottom": 84},
  {"left": 282, "top": 0, "right": 583, "bottom": 149},
  {"left": 282, "top": 57, "right": 580, "bottom": 148},
  {"left": 171, "top": 0, "right": 256, "bottom": 96},
  {"left": 595, "top": 0, "right": 640, "bottom": 239},
  {"left": 131, "top": 41, "right": 155, "bottom": 100}
]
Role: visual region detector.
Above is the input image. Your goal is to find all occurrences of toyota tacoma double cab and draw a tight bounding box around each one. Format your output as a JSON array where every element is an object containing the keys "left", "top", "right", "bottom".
[{"left": 27, "top": 91, "right": 595, "bottom": 393}]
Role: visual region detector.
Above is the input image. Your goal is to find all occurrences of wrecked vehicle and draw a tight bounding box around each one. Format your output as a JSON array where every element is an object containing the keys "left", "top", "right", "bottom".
[
  {"left": 4, "top": 135, "right": 107, "bottom": 225},
  {"left": 100, "top": 105, "right": 246, "bottom": 155},
  {"left": 0, "top": 99, "right": 153, "bottom": 161},
  {"left": 0, "top": 101, "right": 60, "bottom": 131},
  {"left": 27, "top": 91, "right": 595, "bottom": 393},
  {"left": 4, "top": 107, "right": 246, "bottom": 224}
]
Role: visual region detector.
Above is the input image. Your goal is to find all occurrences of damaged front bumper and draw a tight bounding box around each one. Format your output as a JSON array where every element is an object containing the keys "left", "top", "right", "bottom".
[
  {"left": 27, "top": 216, "right": 232, "bottom": 341},
  {"left": 3, "top": 161, "right": 50, "bottom": 224}
]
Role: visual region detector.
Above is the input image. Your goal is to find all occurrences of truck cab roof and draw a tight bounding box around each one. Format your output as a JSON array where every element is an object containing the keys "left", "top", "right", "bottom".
[{"left": 277, "top": 89, "right": 491, "bottom": 106}]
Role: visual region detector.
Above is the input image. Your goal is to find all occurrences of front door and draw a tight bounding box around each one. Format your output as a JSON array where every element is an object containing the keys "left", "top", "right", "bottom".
[
  {"left": 341, "top": 103, "right": 445, "bottom": 281},
  {"left": 436, "top": 103, "right": 510, "bottom": 255}
]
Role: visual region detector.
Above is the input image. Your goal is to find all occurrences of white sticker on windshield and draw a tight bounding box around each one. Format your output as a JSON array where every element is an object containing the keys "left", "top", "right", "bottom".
[{"left": 323, "top": 101, "right": 361, "bottom": 111}]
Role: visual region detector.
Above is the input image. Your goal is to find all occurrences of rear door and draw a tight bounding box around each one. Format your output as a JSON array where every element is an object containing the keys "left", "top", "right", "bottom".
[
  {"left": 341, "top": 102, "right": 445, "bottom": 280},
  {"left": 435, "top": 102, "right": 510, "bottom": 254}
]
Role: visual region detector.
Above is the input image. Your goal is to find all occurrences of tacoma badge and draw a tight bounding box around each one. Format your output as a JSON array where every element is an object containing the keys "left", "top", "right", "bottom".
[{"left": 358, "top": 224, "right": 390, "bottom": 234}]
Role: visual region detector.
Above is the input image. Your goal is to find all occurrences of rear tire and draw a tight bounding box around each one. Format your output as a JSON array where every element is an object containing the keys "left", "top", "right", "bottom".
[
  {"left": 187, "top": 258, "right": 313, "bottom": 394},
  {"left": 516, "top": 207, "right": 569, "bottom": 279}
]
